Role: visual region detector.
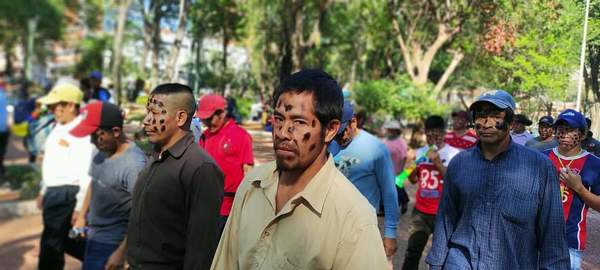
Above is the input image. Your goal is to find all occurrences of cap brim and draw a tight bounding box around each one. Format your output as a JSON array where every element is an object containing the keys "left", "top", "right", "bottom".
[
  {"left": 37, "top": 96, "right": 59, "bottom": 105},
  {"left": 469, "top": 99, "right": 511, "bottom": 111},
  {"left": 70, "top": 123, "right": 98, "bottom": 137},
  {"left": 337, "top": 121, "right": 349, "bottom": 135}
]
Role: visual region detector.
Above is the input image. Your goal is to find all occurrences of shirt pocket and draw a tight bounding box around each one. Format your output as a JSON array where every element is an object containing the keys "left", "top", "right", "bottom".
[{"left": 500, "top": 191, "right": 537, "bottom": 227}]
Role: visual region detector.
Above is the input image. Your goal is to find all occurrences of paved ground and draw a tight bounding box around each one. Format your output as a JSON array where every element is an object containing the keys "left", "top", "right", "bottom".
[{"left": 2, "top": 125, "right": 600, "bottom": 269}]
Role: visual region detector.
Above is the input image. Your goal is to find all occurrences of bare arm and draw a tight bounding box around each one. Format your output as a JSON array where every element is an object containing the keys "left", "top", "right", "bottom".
[{"left": 105, "top": 237, "right": 127, "bottom": 270}]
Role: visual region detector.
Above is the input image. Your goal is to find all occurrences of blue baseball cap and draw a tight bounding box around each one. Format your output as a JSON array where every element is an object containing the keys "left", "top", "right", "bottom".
[
  {"left": 555, "top": 109, "right": 586, "bottom": 129},
  {"left": 89, "top": 71, "right": 102, "bottom": 80},
  {"left": 538, "top": 115, "right": 554, "bottom": 126},
  {"left": 469, "top": 89, "right": 516, "bottom": 111},
  {"left": 338, "top": 100, "right": 354, "bottom": 135}
]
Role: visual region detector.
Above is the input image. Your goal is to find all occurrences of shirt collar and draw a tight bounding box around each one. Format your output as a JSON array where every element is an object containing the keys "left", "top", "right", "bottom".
[
  {"left": 250, "top": 155, "right": 336, "bottom": 215},
  {"left": 473, "top": 138, "right": 517, "bottom": 161},
  {"left": 154, "top": 132, "right": 195, "bottom": 160}
]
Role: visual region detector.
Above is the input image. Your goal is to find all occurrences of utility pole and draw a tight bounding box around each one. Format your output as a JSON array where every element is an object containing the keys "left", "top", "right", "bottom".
[
  {"left": 25, "top": 16, "right": 39, "bottom": 81},
  {"left": 576, "top": 0, "right": 591, "bottom": 111}
]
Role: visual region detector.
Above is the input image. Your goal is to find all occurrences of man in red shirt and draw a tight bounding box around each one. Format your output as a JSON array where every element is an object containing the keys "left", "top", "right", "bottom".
[
  {"left": 197, "top": 94, "right": 254, "bottom": 232},
  {"left": 444, "top": 110, "right": 478, "bottom": 149}
]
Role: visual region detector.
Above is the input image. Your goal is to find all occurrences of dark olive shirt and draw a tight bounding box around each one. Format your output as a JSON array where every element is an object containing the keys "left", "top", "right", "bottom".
[{"left": 127, "top": 133, "right": 224, "bottom": 270}]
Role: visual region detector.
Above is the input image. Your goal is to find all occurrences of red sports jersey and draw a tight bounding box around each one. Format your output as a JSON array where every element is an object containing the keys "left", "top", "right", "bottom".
[
  {"left": 412, "top": 144, "right": 460, "bottom": 215},
  {"left": 200, "top": 119, "right": 254, "bottom": 216},
  {"left": 444, "top": 130, "right": 478, "bottom": 150},
  {"left": 546, "top": 148, "right": 600, "bottom": 250}
]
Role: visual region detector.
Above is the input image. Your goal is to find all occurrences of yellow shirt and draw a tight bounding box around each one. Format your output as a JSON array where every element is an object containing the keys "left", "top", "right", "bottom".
[{"left": 211, "top": 156, "right": 388, "bottom": 270}]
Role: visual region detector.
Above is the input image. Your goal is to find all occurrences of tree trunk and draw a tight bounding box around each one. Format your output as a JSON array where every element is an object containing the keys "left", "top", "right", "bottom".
[
  {"left": 164, "top": 0, "right": 189, "bottom": 81},
  {"left": 149, "top": 2, "right": 162, "bottom": 89},
  {"left": 111, "top": 0, "right": 132, "bottom": 105},
  {"left": 221, "top": 13, "right": 229, "bottom": 94},
  {"left": 433, "top": 50, "right": 464, "bottom": 95}
]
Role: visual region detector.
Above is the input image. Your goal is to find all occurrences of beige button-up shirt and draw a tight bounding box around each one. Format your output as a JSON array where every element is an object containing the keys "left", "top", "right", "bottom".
[{"left": 211, "top": 155, "right": 388, "bottom": 270}]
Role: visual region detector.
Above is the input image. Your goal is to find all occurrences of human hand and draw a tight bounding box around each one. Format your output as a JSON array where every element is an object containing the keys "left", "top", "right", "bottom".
[
  {"left": 71, "top": 210, "right": 80, "bottom": 226},
  {"left": 383, "top": 237, "right": 397, "bottom": 257},
  {"left": 104, "top": 248, "right": 126, "bottom": 270},
  {"left": 36, "top": 195, "right": 43, "bottom": 210},
  {"left": 428, "top": 148, "right": 441, "bottom": 165},
  {"left": 560, "top": 168, "right": 584, "bottom": 193}
]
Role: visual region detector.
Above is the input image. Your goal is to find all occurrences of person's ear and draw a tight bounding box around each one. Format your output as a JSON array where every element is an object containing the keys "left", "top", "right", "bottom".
[
  {"left": 112, "top": 126, "right": 121, "bottom": 139},
  {"left": 324, "top": 120, "right": 340, "bottom": 143},
  {"left": 349, "top": 117, "right": 358, "bottom": 129},
  {"left": 175, "top": 110, "right": 188, "bottom": 128}
]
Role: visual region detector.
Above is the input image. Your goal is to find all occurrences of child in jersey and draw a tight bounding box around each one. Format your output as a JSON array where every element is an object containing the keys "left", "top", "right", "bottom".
[
  {"left": 544, "top": 109, "right": 600, "bottom": 270},
  {"left": 401, "top": 115, "right": 460, "bottom": 270}
]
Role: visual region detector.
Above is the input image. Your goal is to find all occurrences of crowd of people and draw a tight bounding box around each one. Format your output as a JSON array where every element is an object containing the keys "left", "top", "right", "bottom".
[{"left": 0, "top": 68, "right": 599, "bottom": 270}]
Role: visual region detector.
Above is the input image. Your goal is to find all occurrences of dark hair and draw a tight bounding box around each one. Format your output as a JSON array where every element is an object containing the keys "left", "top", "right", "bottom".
[
  {"left": 425, "top": 115, "right": 446, "bottom": 130},
  {"left": 151, "top": 83, "right": 197, "bottom": 119},
  {"left": 272, "top": 69, "right": 343, "bottom": 129}
]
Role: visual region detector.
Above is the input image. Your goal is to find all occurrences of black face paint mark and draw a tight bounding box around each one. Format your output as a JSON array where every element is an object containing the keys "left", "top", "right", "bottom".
[
  {"left": 152, "top": 119, "right": 156, "bottom": 125},
  {"left": 302, "top": 132, "right": 311, "bottom": 142},
  {"left": 153, "top": 126, "right": 159, "bottom": 132},
  {"left": 311, "top": 120, "right": 316, "bottom": 128},
  {"left": 284, "top": 104, "right": 293, "bottom": 112},
  {"left": 287, "top": 126, "right": 294, "bottom": 133},
  {"left": 309, "top": 143, "right": 316, "bottom": 151},
  {"left": 160, "top": 126, "right": 166, "bottom": 132},
  {"left": 495, "top": 120, "right": 509, "bottom": 131},
  {"left": 161, "top": 110, "right": 167, "bottom": 114},
  {"left": 158, "top": 101, "right": 165, "bottom": 107},
  {"left": 276, "top": 100, "right": 282, "bottom": 109},
  {"left": 159, "top": 119, "right": 165, "bottom": 124}
]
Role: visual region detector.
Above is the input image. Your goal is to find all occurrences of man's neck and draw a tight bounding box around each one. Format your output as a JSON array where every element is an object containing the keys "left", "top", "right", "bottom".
[
  {"left": 480, "top": 136, "right": 511, "bottom": 160},
  {"left": 159, "top": 131, "right": 188, "bottom": 154},
  {"left": 453, "top": 128, "right": 467, "bottom": 137},
  {"left": 557, "top": 146, "right": 582, "bottom": 157},
  {"left": 277, "top": 150, "right": 328, "bottom": 212},
  {"left": 59, "top": 114, "right": 77, "bottom": 125},
  {"left": 108, "top": 140, "right": 129, "bottom": 159}
]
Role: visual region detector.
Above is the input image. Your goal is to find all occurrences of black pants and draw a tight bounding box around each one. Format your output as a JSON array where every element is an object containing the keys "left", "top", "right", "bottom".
[
  {"left": 402, "top": 208, "right": 436, "bottom": 270},
  {"left": 38, "top": 185, "right": 86, "bottom": 270},
  {"left": 0, "top": 131, "right": 9, "bottom": 177}
]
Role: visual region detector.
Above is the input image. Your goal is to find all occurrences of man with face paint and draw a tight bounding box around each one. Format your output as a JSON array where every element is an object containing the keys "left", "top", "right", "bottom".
[
  {"left": 197, "top": 93, "right": 254, "bottom": 233},
  {"left": 510, "top": 114, "right": 534, "bottom": 145},
  {"left": 211, "top": 69, "right": 388, "bottom": 270},
  {"left": 444, "top": 110, "right": 478, "bottom": 150},
  {"left": 36, "top": 84, "right": 94, "bottom": 269},
  {"left": 402, "top": 115, "right": 459, "bottom": 270},
  {"left": 426, "top": 90, "right": 569, "bottom": 269},
  {"left": 69, "top": 102, "right": 147, "bottom": 270},
  {"left": 543, "top": 109, "right": 600, "bottom": 270},
  {"left": 525, "top": 115, "right": 558, "bottom": 151},
  {"left": 331, "top": 103, "right": 399, "bottom": 263},
  {"left": 127, "top": 83, "right": 224, "bottom": 270}
]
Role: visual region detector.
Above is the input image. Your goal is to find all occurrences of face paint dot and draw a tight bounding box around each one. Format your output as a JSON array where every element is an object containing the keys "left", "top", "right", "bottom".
[
  {"left": 152, "top": 119, "right": 156, "bottom": 124},
  {"left": 159, "top": 119, "right": 165, "bottom": 124},
  {"left": 311, "top": 120, "right": 316, "bottom": 127},
  {"left": 284, "top": 104, "right": 293, "bottom": 112},
  {"left": 153, "top": 126, "right": 158, "bottom": 132},
  {"left": 160, "top": 126, "right": 166, "bottom": 132},
  {"left": 161, "top": 110, "right": 167, "bottom": 114},
  {"left": 158, "top": 101, "right": 165, "bottom": 107},
  {"left": 309, "top": 144, "right": 316, "bottom": 151},
  {"left": 303, "top": 132, "right": 311, "bottom": 142}
]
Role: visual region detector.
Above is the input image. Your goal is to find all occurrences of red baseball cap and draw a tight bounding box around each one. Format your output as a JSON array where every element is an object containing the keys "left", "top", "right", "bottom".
[
  {"left": 196, "top": 94, "right": 226, "bottom": 119},
  {"left": 70, "top": 101, "right": 124, "bottom": 137}
]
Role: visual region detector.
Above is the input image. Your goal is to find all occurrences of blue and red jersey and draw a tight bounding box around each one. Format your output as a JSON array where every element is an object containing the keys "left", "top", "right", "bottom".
[{"left": 545, "top": 148, "right": 600, "bottom": 250}]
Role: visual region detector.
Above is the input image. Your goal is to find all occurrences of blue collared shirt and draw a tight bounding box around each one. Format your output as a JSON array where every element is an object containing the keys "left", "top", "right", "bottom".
[{"left": 426, "top": 141, "right": 569, "bottom": 270}]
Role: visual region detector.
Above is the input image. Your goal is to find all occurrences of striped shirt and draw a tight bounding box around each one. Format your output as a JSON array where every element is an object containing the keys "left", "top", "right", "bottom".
[{"left": 545, "top": 148, "right": 600, "bottom": 250}]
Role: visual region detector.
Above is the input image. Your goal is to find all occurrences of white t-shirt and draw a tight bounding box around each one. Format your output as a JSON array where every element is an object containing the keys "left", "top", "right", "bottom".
[
  {"left": 41, "top": 115, "right": 95, "bottom": 210},
  {"left": 415, "top": 144, "right": 461, "bottom": 168}
]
